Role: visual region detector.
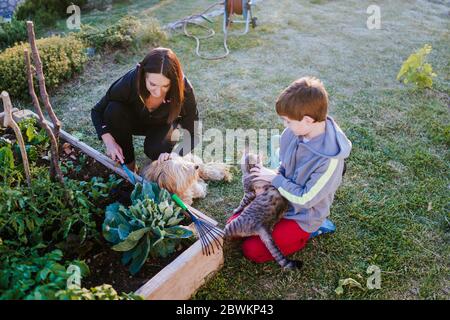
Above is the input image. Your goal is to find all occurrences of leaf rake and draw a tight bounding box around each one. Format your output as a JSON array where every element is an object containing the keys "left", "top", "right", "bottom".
[{"left": 120, "top": 162, "right": 224, "bottom": 256}]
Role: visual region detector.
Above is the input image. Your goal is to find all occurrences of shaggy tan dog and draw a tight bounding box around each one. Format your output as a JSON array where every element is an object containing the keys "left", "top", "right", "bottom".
[{"left": 140, "top": 154, "right": 232, "bottom": 205}]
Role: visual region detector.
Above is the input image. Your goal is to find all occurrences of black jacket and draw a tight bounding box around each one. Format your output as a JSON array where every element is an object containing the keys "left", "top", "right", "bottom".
[{"left": 91, "top": 67, "right": 199, "bottom": 147}]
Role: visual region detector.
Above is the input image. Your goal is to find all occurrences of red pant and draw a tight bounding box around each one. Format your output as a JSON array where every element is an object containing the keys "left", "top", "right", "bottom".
[{"left": 226, "top": 213, "right": 310, "bottom": 263}]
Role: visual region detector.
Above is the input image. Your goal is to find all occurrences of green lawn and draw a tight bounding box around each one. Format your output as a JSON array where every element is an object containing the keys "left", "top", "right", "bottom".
[{"left": 23, "top": 0, "right": 450, "bottom": 299}]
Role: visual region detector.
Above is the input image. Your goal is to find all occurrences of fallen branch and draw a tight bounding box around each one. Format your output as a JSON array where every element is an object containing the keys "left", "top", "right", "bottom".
[
  {"left": 26, "top": 21, "right": 61, "bottom": 142},
  {"left": 24, "top": 49, "right": 64, "bottom": 185},
  {"left": 1, "top": 91, "right": 31, "bottom": 187}
]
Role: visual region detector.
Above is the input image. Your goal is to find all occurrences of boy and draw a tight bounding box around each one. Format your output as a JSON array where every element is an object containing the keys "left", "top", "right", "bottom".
[{"left": 231, "top": 76, "right": 352, "bottom": 263}]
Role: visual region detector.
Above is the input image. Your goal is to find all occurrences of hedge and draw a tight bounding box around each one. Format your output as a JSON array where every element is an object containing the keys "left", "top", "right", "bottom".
[
  {"left": 0, "top": 35, "right": 87, "bottom": 100},
  {"left": 15, "top": 0, "right": 88, "bottom": 28}
]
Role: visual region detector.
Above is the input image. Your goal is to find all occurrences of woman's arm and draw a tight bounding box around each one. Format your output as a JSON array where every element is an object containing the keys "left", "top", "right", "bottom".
[{"left": 91, "top": 68, "right": 136, "bottom": 140}]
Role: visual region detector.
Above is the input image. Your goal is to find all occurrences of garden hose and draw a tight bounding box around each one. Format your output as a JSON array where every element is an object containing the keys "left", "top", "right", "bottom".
[
  {"left": 169, "top": 0, "right": 257, "bottom": 60},
  {"left": 169, "top": 1, "right": 229, "bottom": 60}
]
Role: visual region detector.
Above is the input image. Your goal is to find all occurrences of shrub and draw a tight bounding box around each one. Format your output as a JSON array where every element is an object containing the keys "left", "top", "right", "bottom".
[
  {"left": 76, "top": 15, "right": 167, "bottom": 51},
  {"left": 15, "top": 0, "right": 88, "bottom": 28},
  {"left": 135, "top": 18, "right": 168, "bottom": 47},
  {"left": 0, "top": 19, "right": 27, "bottom": 51},
  {"left": 397, "top": 44, "right": 437, "bottom": 89},
  {"left": 0, "top": 35, "right": 87, "bottom": 100},
  {"left": 76, "top": 15, "right": 140, "bottom": 50}
]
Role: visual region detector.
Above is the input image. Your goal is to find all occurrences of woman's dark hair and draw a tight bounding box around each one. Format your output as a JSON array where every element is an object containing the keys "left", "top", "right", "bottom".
[{"left": 137, "top": 47, "right": 185, "bottom": 124}]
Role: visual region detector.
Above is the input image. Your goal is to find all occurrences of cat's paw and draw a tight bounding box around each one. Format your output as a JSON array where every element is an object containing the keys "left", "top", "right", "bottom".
[{"left": 283, "top": 260, "right": 303, "bottom": 270}]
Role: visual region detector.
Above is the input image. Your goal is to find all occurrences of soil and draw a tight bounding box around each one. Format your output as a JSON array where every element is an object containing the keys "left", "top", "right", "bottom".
[
  {"left": 81, "top": 239, "right": 192, "bottom": 293},
  {"left": 57, "top": 140, "right": 194, "bottom": 294}
]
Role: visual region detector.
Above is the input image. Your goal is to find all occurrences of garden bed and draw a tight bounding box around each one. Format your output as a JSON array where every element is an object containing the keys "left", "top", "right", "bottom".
[{"left": 0, "top": 109, "right": 223, "bottom": 300}]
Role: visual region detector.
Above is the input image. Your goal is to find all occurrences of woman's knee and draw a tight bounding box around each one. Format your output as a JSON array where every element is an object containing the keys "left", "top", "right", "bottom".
[{"left": 144, "top": 139, "right": 175, "bottom": 160}]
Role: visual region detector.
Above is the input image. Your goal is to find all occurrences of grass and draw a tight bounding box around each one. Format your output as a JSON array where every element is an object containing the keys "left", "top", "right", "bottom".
[
  {"left": 15, "top": 0, "right": 450, "bottom": 299},
  {"left": 37, "top": 0, "right": 221, "bottom": 37}
]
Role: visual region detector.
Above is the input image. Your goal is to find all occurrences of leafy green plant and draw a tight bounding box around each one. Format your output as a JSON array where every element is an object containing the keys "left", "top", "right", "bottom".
[
  {"left": 15, "top": 118, "right": 49, "bottom": 163},
  {"left": 0, "top": 143, "right": 14, "bottom": 171},
  {"left": 18, "top": 118, "right": 49, "bottom": 147},
  {"left": 60, "top": 160, "right": 75, "bottom": 175},
  {"left": 80, "top": 175, "right": 123, "bottom": 202},
  {"left": 103, "top": 182, "right": 193, "bottom": 275},
  {"left": 1, "top": 117, "right": 123, "bottom": 248},
  {"left": 0, "top": 249, "right": 89, "bottom": 300},
  {"left": 397, "top": 44, "right": 437, "bottom": 89},
  {"left": 55, "top": 284, "right": 142, "bottom": 300},
  {"left": 0, "top": 168, "right": 122, "bottom": 248}
]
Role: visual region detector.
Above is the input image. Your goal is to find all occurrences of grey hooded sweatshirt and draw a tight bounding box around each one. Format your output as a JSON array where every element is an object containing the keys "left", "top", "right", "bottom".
[{"left": 271, "top": 116, "right": 352, "bottom": 233}]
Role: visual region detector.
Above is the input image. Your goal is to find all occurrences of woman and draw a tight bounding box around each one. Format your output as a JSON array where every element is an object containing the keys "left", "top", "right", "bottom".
[{"left": 91, "top": 47, "right": 199, "bottom": 172}]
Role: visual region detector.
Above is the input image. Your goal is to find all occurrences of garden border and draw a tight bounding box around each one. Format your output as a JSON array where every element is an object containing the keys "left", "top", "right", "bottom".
[{"left": 0, "top": 108, "right": 224, "bottom": 300}]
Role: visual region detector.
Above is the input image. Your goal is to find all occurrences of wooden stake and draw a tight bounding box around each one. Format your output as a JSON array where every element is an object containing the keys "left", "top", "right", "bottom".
[
  {"left": 26, "top": 21, "right": 61, "bottom": 142},
  {"left": 24, "top": 49, "right": 64, "bottom": 184},
  {"left": 1, "top": 91, "right": 31, "bottom": 187}
]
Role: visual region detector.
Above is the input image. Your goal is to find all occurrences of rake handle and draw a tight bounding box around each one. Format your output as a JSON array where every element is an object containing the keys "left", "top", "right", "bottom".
[{"left": 171, "top": 194, "right": 188, "bottom": 211}]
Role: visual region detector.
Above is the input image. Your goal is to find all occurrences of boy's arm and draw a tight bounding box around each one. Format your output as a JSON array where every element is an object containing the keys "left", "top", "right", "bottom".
[{"left": 272, "top": 158, "right": 344, "bottom": 210}]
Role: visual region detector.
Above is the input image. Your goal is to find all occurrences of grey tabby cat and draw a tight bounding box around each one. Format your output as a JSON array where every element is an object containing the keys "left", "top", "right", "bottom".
[{"left": 224, "top": 152, "right": 302, "bottom": 270}]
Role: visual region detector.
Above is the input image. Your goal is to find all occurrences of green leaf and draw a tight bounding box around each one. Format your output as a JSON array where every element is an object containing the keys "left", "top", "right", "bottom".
[
  {"left": 0, "top": 146, "right": 15, "bottom": 170},
  {"left": 164, "top": 226, "right": 194, "bottom": 239},
  {"left": 112, "top": 226, "right": 150, "bottom": 251},
  {"left": 121, "top": 250, "right": 133, "bottom": 266},
  {"left": 112, "top": 238, "right": 139, "bottom": 252},
  {"left": 25, "top": 125, "right": 35, "bottom": 142},
  {"left": 129, "top": 234, "right": 151, "bottom": 275},
  {"left": 335, "top": 278, "right": 364, "bottom": 295},
  {"left": 126, "top": 227, "right": 151, "bottom": 242},
  {"left": 69, "top": 260, "right": 90, "bottom": 277},
  {"left": 118, "top": 224, "right": 130, "bottom": 240}
]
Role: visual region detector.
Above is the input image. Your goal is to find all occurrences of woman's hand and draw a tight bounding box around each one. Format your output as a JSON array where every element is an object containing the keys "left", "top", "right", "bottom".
[
  {"left": 157, "top": 152, "right": 178, "bottom": 164},
  {"left": 102, "top": 133, "right": 124, "bottom": 163},
  {"left": 250, "top": 164, "right": 277, "bottom": 183}
]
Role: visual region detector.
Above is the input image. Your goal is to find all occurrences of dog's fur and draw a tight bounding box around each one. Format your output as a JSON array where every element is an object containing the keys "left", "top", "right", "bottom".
[{"left": 140, "top": 154, "right": 232, "bottom": 205}]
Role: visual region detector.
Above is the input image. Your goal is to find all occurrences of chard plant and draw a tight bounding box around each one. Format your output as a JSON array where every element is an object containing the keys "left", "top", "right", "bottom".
[{"left": 103, "top": 182, "right": 193, "bottom": 275}]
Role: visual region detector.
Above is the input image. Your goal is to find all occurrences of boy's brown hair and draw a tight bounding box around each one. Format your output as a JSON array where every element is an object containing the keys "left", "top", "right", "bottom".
[{"left": 275, "top": 76, "right": 328, "bottom": 122}]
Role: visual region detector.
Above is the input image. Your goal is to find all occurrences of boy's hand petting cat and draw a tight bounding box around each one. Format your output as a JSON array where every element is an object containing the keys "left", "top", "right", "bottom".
[{"left": 250, "top": 164, "right": 277, "bottom": 183}]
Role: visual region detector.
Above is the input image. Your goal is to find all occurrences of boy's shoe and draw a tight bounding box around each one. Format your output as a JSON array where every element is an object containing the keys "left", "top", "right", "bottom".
[{"left": 309, "top": 219, "right": 336, "bottom": 239}]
